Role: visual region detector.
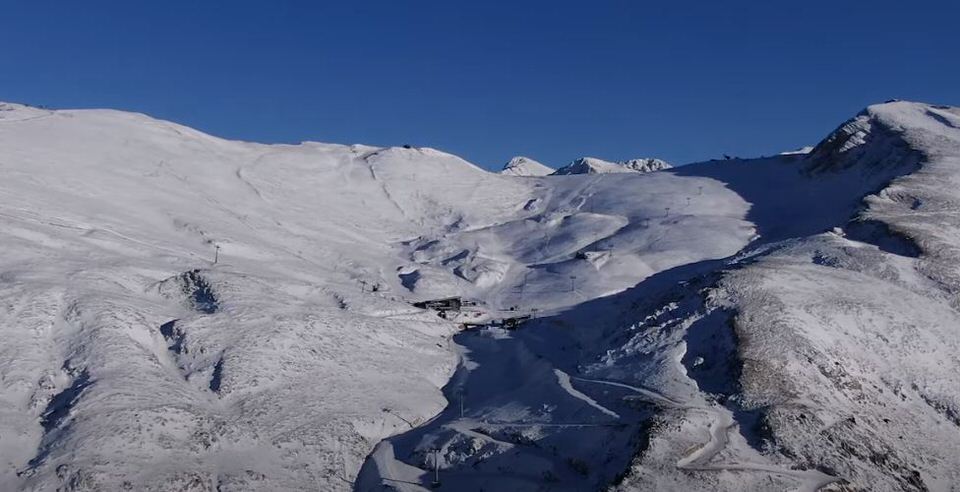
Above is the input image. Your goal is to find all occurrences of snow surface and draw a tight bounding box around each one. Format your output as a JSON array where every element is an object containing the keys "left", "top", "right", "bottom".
[
  {"left": 1, "top": 100, "right": 958, "bottom": 491},
  {"left": 499, "top": 156, "right": 554, "bottom": 177}
]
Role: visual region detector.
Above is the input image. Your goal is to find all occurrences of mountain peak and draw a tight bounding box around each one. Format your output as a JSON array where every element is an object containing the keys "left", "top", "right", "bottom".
[
  {"left": 551, "top": 156, "right": 671, "bottom": 175},
  {"left": 804, "top": 101, "right": 952, "bottom": 174},
  {"left": 618, "top": 157, "right": 672, "bottom": 173},
  {"left": 500, "top": 156, "right": 554, "bottom": 176}
]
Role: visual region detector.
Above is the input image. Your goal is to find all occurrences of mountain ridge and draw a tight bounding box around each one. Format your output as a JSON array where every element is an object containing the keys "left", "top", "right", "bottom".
[{"left": 552, "top": 156, "right": 672, "bottom": 175}]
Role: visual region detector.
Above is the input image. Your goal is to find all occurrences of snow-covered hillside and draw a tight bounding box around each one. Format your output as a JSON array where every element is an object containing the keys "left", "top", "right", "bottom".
[
  {"left": 573, "top": 102, "right": 960, "bottom": 492},
  {"left": 358, "top": 102, "right": 960, "bottom": 492},
  {"left": 0, "top": 100, "right": 958, "bottom": 492},
  {"left": 552, "top": 156, "right": 671, "bottom": 175},
  {"left": 500, "top": 156, "right": 553, "bottom": 176}
]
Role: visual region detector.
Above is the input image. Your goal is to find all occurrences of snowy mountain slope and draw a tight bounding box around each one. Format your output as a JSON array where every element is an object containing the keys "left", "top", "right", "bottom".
[
  {"left": 399, "top": 169, "right": 753, "bottom": 311},
  {"left": 592, "top": 102, "right": 960, "bottom": 491},
  {"left": 499, "top": 156, "right": 554, "bottom": 176},
  {"left": 356, "top": 102, "right": 960, "bottom": 492},
  {"left": 551, "top": 156, "right": 671, "bottom": 175},
  {"left": 1, "top": 99, "right": 958, "bottom": 492},
  {"left": 0, "top": 104, "right": 493, "bottom": 491},
  {"left": 0, "top": 101, "right": 748, "bottom": 491}
]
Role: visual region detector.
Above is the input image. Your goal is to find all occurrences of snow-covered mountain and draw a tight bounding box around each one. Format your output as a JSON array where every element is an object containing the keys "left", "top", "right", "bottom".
[
  {"left": 1, "top": 100, "right": 959, "bottom": 492},
  {"left": 552, "top": 156, "right": 671, "bottom": 175},
  {"left": 503, "top": 155, "right": 669, "bottom": 177},
  {"left": 619, "top": 157, "right": 673, "bottom": 173},
  {"left": 499, "top": 156, "right": 554, "bottom": 176}
]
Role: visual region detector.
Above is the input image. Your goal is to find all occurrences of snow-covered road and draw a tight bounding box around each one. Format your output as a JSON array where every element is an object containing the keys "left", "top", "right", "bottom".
[
  {"left": 354, "top": 320, "right": 656, "bottom": 491},
  {"left": 356, "top": 307, "right": 839, "bottom": 492},
  {"left": 574, "top": 377, "right": 839, "bottom": 492}
]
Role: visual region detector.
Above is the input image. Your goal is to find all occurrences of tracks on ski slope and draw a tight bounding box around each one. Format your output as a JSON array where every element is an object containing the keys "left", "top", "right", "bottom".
[
  {"left": 572, "top": 376, "right": 840, "bottom": 492},
  {"left": 0, "top": 110, "right": 54, "bottom": 124},
  {"left": 363, "top": 149, "right": 411, "bottom": 223},
  {"left": 554, "top": 368, "right": 620, "bottom": 419}
]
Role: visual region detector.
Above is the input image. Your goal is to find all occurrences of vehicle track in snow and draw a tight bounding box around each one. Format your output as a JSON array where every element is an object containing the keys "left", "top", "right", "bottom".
[
  {"left": 357, "top": 147, "right": 422, "bottom": 227},
  {"left": 0, "top": 109, "right": 54, "bottom": 124},
  {"left": 235, "top": 165, "right": 266, "bottom": 201},
  {"left": 554, "top": 369, "right": 620, "bottom": 419}
]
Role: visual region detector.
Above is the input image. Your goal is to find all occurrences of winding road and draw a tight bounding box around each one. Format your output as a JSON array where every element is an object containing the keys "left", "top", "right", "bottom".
[
  {"left": 573, "top": 376, "right": 840, "bottom": 492},
  {"left": 356, "top": 321, "right": 840, "bottom": 492}
]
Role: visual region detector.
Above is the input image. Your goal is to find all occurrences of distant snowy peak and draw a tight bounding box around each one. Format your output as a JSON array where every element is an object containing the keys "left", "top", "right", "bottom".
[
  {"left": 779, "top": 146, "right": 814, "bottom": 156},
  {"left": 500, "top": 156, "right": 554, "bottom": 176},
  {"left": 552, "top": 157, "right": 623, "bottom": 175},
  {"left": 618, "top": 157, "right": 673, "bottom": 173},
  {"left": 551, "top": 156, "right": 671, "bottom": 175}
]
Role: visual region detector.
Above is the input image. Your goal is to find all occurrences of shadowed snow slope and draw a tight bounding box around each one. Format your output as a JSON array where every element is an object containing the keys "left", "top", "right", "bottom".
[{"left": 0, "top": 101, "right": 958, "bottom": 492}]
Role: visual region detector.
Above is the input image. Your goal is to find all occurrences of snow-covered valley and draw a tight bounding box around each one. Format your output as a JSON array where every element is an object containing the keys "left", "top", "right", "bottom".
[{"left": 1, "top": 100, "right": 958, "bottom": 491}]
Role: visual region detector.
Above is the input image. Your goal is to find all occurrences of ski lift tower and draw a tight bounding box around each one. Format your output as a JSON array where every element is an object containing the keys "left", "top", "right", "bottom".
[{"left": 430, "top": 448, "right": 441, "bottom": 488}]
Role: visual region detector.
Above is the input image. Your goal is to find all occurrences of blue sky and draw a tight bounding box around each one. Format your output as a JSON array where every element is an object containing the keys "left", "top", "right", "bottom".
[{"left": 1, "top": 1, "right": 957, "bottom": 170}]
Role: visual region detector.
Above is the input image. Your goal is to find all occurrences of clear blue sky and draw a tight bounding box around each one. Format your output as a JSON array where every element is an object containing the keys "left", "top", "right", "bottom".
[{"left": 1, "top": 1, "right": 957, "bottom": 170}]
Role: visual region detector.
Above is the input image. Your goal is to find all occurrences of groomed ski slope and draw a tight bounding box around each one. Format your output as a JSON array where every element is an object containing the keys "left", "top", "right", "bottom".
[{"left": 0, "top": 101, "right": 958, "bottom": 491}]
